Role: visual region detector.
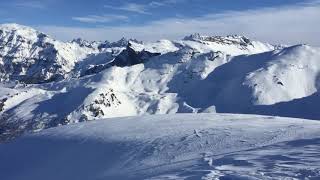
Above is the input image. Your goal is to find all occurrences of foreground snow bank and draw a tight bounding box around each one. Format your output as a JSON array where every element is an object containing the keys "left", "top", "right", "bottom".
[{"left": 1, "top": 113, "right": 320, "bottom": 179}]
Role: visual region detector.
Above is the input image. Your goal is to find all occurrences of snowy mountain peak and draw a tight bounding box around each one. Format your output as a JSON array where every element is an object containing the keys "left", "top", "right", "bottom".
[
  {"left": 97, "top": 38, "right": 143, "bottom": 49},
  {"left": 183, "top": 33, "right": 203, "bottom": 40},
  {"left": 0, "top": 23, "right": 278, "bottom": 85},
  {"left": 71, "top": 38, "right": 99, "bottom": 48},
  {"left": 110, "top": 37, "right": 143, "bottom": 48},
  {"left": 184, "top": 33, "right": 252, "bottom": 46},
  {"left": 0, "top": 23, "right": 49, "bottom": 42},
  {"left": 114, "top": 37, "right": 129, "bottom": 46},
  {"left": 0, "top": 23, "right": 38, "bottom": 33},
  {"left": 0, "top": 24, "right": 101, "bottom": 83}
]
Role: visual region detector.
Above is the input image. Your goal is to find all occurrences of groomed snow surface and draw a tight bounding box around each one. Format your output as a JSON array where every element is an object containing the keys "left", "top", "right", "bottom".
[{"left": 1, "top": 114, "right": 320, "bottom": 180}]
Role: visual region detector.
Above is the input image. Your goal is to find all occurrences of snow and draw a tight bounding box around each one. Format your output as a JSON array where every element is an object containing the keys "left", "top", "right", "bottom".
[
  {"left": 1, "top": 42, "right": 320, "bottom": 140},
  {"left": 129, "top": 40, "right": 179, "bottom": 54},
  {"left": 0, "top": 24, "right": 276, "bottom": 83},
  {"left": 1, "top": 113, "right": 320, "bottom": 179},
  {"left": 0, "top": 87, "right": 46, "bottom": 112},
  {"left": 0, "top": 23, "right": 123, "bottom": 83},
  {"left": 0, "top": 23, "right": 39, "bottom": 41},
  {"left": 180, "top": 34, "right": 275, "bottom": 56},
  {"left": 0, "top": 23, "right": 96, "bottom": 82},
  {"left": 1, "top": 23, "right": 320, "bottom": 141},
  {"left": 1, "top": 24, "right": 320, "bottom": 179},
  {"left": 244, "top": 45, "right": 320, "bottom": 104}
]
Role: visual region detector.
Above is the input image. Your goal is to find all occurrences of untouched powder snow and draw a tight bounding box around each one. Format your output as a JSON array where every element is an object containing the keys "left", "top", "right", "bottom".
[{"left": 1, "top": 113, "right": 320, "bottom": 180}]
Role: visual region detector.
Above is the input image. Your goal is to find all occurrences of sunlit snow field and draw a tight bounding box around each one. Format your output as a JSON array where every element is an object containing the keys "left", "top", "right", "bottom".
[{"left": 1, "top": 114, "right": 319, "bottom": 180}]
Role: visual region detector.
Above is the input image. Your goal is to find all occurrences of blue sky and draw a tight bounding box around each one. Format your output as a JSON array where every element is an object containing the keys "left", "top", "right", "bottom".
[{"left": 0, "top": 0, "right": 319, "bottom": 45}]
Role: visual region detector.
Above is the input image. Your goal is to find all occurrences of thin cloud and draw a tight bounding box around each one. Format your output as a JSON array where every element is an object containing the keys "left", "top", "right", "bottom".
[
  {"left": 39, "top": 1, "right": 320, "bottom": 46},
  {"left": 104, "top": 0, "right": 184, "bottom": 14},
  {"left": 149, "top": 1, "right": 165, "bottom": 7},
  {"left": 15, "top": 1, "right": 46, "bottom": 9},
  {"left": 72, "top": 15, "right": 128, "bottom": 23},
  {"left": 105, "top": 3, "right": 149, "bottom": 14},
  {"left": 149, "top": 0, "right": 183, "bottom": 7}
]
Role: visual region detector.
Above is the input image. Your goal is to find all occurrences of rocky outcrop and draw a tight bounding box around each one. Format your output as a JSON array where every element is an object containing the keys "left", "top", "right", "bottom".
[
  {"left": 184, "top": 33, "right": 253, "bottom": 47},
  {"left": 87, "top": 90, "right": 121, "bottom": 117},
  {"left": 112, "top": 42, "right": 161, "bottom": 67}
]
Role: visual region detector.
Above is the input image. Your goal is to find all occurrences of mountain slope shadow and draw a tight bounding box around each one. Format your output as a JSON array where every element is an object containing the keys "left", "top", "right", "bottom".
[
  {"left": 167, "top": 50, "right": 275, "bottom": 110},
  {"left": 31, "top": 87, "right": 94, "bottom": 125},
  {"left": 167, "top": 45, "right": 320, "bottom": 120},
  {"left": 246, "top": 92, "right": 320, "bottom": 120},
  {"left": 0, "top": 87, "right": 94, "bottom": 140}
]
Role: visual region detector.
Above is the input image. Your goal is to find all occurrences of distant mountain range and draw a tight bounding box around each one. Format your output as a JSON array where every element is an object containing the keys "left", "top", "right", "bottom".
[{"left": 1, "top": 23, "right": 319, "bottom": 141}]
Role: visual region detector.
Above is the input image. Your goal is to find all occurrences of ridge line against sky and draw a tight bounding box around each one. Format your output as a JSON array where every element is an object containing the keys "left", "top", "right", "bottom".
[{"left": 0, "top": 0, "right": 319, "bottom": 45}]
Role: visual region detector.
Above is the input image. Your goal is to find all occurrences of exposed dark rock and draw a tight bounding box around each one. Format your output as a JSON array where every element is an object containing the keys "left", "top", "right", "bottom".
[
  {"left": 85, "top": 89, "right": 122, "bottom": 118},
  {"left": 277, "top": 81, "right": 284, "bottom": 86},
  {"left": 112, "top": 43, "right": 161, "bottom": 67},
  {"left": 0, "top": 98, "right": 7, "bottom": 112}
]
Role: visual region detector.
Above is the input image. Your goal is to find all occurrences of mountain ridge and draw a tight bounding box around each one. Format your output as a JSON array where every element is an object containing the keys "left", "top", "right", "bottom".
[{"left": 0, "top": 23, "right": 319, "bottom": 141}]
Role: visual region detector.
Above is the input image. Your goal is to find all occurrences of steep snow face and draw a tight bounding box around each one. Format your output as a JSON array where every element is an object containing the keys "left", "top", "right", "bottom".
[
  {"left": 1, "top": 114, "right": 320, "bottom": 179},
  {"left": 244, "top": 45, "right": 320, "bottom": 105},
  {"left": 202, "top": 45, "right": 320, "bottom": 112},
  {"left": 0, "top": 24, "right": 99, "bottom": 83}
]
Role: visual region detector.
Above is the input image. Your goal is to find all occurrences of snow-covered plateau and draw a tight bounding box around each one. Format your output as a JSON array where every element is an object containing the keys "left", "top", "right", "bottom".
[
  {"left": 0, "top": 23, "right": 320, "bottom": 179},
  {"left": 1, "top": 114, "right": 320, "bottom": 179}
]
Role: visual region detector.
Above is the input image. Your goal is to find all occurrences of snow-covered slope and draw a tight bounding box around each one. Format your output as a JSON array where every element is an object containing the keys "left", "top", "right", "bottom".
[
  {"left": 0, "top": 24, "right": 275, "bottom": 83},
  {"left": 1, "top": 23, "right": 320, "bottom": 141},
  {"left": 1, "top": 114, "right": 320, "bottom": 180},
  {"left": 185, "top": 45, "right": 320, "bottom": 113},
  {"left": 0, "top": 24, "right": 138, "bottom": 83},
  {"left": 0, "top": 24, "right": 99, "bottom": 83},
  {"left": 1, "top": 24, "right": 320, "bottom": 179}
]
